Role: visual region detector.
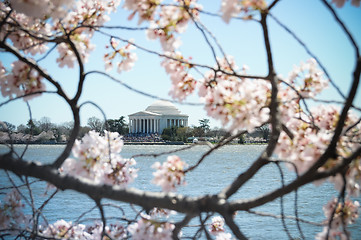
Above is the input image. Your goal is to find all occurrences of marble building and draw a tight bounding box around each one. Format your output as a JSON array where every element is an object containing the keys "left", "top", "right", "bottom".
[{"left": 128, "top": 100, "right": 189, "bottom": 135}]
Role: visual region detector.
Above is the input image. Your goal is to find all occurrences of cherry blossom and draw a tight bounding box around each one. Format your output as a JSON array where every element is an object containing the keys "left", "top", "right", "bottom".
[
  {"left": 0, "top": 4, "right": 51, "bottom": 56},
  {"left": 209, "top": 216, "right": 225, "bottom": 235},
  {"left": 9, "top": 0, "right": 74, "bottom": 19},
  {"left": 40, "top": 220, "right": 90, "bottom": 239},
  {"left": 40, "top": 220, "right": 127, "bottom": 239},
  {"left": 161, "top": 51, "right": 196, "bottom": 101},
  {"left": 285, "top": 58, "right": 328, "bottom": 98},
  {"left": 123, "top": 0, "right": 161, "bottom": 25},
  {"left": 220, "top": 0, "right": 241, "bottom": 23},
  {"left": 127, "top": 213, "right": 175, "bottom": 240},
  {"left": 198, "top": 56, "right": 270, "bottom": 133},
  {"left": 0, "top": 190, "right": 29, "bottom": 230},
  {"left": 241, "top": 0, "right": 267, "bottom": 11},
  {"left": 220, "top": 0, "right": 267, "bottom": 23},
  {"left": 104, "top": 38, "right": 138, "bottom": 73},
  {"left": 152, "top": 155, "right": 187, "bottom": 192},
  {"left": 86, "top": 222, "right": 127, "bottom": 239},
  {"left": 0, "top": 60, "right": 45, "bottom": 100},
  {"left": 332, "top": 0, "right": 361, "bottom": 8},
  {"left": 52, "top": 0, "right": 121, "bottom": 68},
  {"left": 316, "top": 197, "right": 359, "bottom": 240},
  {"left": 144, "top": 0, "right": 202, "bottom": 51},
  {"left": 149, "top": 207, "right": 177, "bottom": 219},
  {"left": 60, "top": 130, "right": 138, "bottom": 187}
]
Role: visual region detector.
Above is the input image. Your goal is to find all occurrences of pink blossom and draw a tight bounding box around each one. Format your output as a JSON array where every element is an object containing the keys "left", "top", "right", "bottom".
[
  {"left": 241, "top": 0, "right": 267, "bottom": 11},
  {"left": 316, "top": 197, "right": 359, "bottom": 239},
  {"left": 143, "top": 1, "right": 202, "bottom": 51},
  {"left": 61, "top": 131, "right": 138, "bottom": 187},
  {"left": 104, "top": 39, "right": 138, "bottom": 73},
  {"left": 220, "top": 0, "right": 267, "bottom": 23},
  {"left": 127, "top": 213, "right": 175, "bottom": 240},
  {"left": 123, "top": 0, "right": 161, "bottom": 25},
  {"left": 40, "top": 220, "right": 127, "bottom": 239},
  {"left": 276, "top": 102, "right": 361, "bottom": 183},
  {"left": 209, "top": 216, "right": 225, "bottom": 235},
  {"left": 332, "top": 0, "right": 361, "bottom": 7},
  {"left": 9, "top": 0, "right": 74, "bottom": 19},
  {"left": 315, "top": 227, "right": 348, "bottom": 240},
  {"left": 285, "top": 58, "right": 328, "bottom": 98},
  {"left": 199, "top": 56, "right": 270, "bottom": 133},
  {"left": 161, "top": 52, "right": 196, "bottom": 101},
  {"left": 0, "top": 190, "right": 28, "bottom": 230},
  {"left": 152, "top": 155, "right": 187, "bottom": 192},
  {"left": 0, "top": 60, "right": 45, "bottom": 100},
  {"left": 220, "top": 0, "right": 241, "bottom": 23}
]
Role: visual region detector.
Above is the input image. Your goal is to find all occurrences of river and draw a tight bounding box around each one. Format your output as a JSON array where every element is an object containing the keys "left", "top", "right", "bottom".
[{"left": 0, "top": 144, "right": 360, "bottom": 239}]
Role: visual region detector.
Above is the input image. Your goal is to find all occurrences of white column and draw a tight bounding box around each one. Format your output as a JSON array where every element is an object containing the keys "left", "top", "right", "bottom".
[
  {"left": 144, "top": 119, "right": 146, "bottom": 133},
  {"left": 129, "top": 119, "right": 131, "bottom": 133},
  {"left": 156, "top": 119, "right": 158, "bottom": 133},
  {"left": 141, "top": 119, "right": 145, "bottom": 133},
  {"left": 130, "top": 119, "right": 132, "bottom": 133},
  {"left": 129, "top": 119, "right": 134, "bottom": 133},
  {"left": 134, "top": 119, "right": 137, "bottom": 133},
  {"left": 156, "top": 119, "right": 160, "bottom": 133},
  {"left": 136, "top": 119, "right": 138, "bottom": 133},
  {"left": 147, "top": 118, "right": 150, "bottom": 133},
  {"left": 133, "top": 119, "right": 135, "bottom": 133}
]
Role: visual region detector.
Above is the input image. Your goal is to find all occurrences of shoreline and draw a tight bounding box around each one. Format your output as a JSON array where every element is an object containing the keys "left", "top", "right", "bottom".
[{"left": 0, "top": 141, "right": 186, "bottom": 145}]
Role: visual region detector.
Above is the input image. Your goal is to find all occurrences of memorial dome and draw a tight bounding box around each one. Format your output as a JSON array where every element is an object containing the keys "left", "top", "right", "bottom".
[{"left": 145, "top": 100, "right": 181, "bottom": 115}]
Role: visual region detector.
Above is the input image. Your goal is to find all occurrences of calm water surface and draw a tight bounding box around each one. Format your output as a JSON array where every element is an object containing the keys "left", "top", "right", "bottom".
[{"left": 1, "top": 144, "right": 360, "bottom": 239}]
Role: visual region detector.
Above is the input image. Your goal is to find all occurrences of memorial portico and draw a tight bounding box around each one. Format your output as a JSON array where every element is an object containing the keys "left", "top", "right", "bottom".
[{"left": 128, "top": 100, "right": 189, "bottom": 135}]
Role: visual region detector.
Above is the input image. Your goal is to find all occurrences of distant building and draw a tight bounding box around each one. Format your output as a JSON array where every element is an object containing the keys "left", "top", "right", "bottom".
[{"left": 128, "top": 100, "right": 189, "bottom": 135}]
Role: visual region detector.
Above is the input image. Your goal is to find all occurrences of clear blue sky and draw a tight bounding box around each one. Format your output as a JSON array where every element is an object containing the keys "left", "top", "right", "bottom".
[{"left": 1, "top": 0, "right": 360, "bottom": 129}]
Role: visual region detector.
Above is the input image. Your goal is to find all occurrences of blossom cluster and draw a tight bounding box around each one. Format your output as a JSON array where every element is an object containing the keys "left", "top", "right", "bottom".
[
  {"left": 0, "top": 190, "right": 29, "bottom": 231},
  {"left": 275, "top": 103, "right": 361, "bottom": 196},
  {"left": 60, "top": 130, "right": 138, "bottom": 187},
  {"left": 143, "top": 0, "right": 202, "bottom": 51},
  {"left": 161, "top": 52, "right": 196, "bottom": 101},
  {"left": 152, "top": 155, "right": 187, "bottom": 192},
  {"left": 0, "top": 60, "right": 45, "bottom": 100},
  {"left": 8, "top": 0, "right": 73, "bottom": 19},
  {"left": 127, "top": 213, "right": 175, "bottom": 240},
  {"left": 316, "top": 198, "right": 360, "bottom": 240},
  {"left": 198, "top": 56, "right": 270, "bottom": 133},
  {"left": 123, "top": 0, "right": 202, "bottom": 51},
  {"left": 0, "top": 1, "right": 121, "bottom": 70},
  {"left": 209, "top": 216, "right": 233, "bottom": 240},
  {"left": 104, "top": 38, "right": 138, "bottom": 73},
  {"left": 40, "top": 220, "right": 127, "bottom": 239},
  {"left": 220, "top": 0, "right": 267, "bottom": 23},
  {"left": 53, "top": 0, "right": 121, "bottom": 68},
  {"left": 0, "top": 3, "right": 51, "bottom": 56},
  {"left": 332, "top": 0, "right": 361, "bottom": 8},
  {"left": 285, "top": 58, "right": 328, "bottom": 98}
]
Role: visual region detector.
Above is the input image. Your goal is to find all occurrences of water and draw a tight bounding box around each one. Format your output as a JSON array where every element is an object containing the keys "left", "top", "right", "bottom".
[{"left": 1, "top": 144, "right": 360, "bottom": 239}]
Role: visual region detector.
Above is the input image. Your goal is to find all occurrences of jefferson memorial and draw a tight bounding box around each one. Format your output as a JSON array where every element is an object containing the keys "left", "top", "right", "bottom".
[{"left": 128, "top": 100, "right": 189, "bottom": 135}]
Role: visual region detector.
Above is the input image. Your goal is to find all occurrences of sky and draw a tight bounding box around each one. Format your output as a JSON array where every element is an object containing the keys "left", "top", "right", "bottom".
[{"left": 0, "top": 0, "right": 361, "bottom": 130}]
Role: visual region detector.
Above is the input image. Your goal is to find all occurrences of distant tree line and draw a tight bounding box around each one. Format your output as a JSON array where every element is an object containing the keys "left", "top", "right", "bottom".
[
  {"left": 0, "top": 116, "right": 129, "bottom": 143},
  {"left": 1, "top": 117, "right": 269, "bottom": 144}
]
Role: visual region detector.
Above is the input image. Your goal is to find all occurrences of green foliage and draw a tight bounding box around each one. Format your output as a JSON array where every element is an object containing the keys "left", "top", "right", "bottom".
[{"left": 106, "top": 116, "right": 128, "bottom": 135}]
